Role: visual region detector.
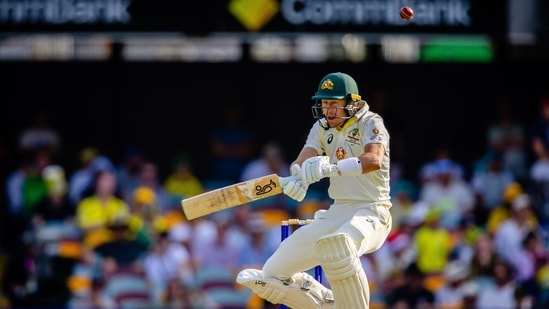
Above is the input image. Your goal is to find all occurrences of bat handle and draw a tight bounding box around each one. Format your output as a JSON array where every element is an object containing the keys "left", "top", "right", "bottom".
[{"left": 278, "top": 175, "right": 299, "bottom": 186}]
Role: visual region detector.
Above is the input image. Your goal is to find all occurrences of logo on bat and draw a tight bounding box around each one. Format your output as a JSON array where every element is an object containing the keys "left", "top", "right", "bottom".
[{"left": 255, "top": 179, "right": 277, "bottom": 195}]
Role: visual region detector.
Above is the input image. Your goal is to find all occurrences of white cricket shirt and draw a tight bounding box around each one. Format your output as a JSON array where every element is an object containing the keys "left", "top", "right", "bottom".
[{"left": 304, "top": 103, "right": 391, "bottom": 205}]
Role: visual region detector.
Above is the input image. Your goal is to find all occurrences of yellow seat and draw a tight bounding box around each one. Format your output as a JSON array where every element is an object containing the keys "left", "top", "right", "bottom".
[
  {"left": 257, "top": 208, "right": 291, "bottom": 227},
  {"left": 296, "top": 200, "right": 324, "bottom": 219}
]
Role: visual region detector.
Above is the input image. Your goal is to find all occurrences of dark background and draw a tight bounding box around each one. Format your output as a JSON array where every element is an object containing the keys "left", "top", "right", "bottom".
[
  {"left": 1, "top": 60, "right": 546, "bottom": 183},
  {"left": 1, "top": 0, "right": 548, "bottom": 183}
]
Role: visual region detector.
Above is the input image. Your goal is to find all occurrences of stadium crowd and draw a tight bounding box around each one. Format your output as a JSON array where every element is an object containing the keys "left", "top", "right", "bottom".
[{"left": 1, "top": 97, "right": 549, "bottom": 309}]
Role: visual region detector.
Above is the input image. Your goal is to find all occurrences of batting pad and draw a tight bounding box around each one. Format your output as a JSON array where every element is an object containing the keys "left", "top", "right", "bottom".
[
  {"left": 316, "top": 233, "right": 370, "bottom": 309},
  {"left": 236, "top": 268, "right": 334, "bottom": 309}
]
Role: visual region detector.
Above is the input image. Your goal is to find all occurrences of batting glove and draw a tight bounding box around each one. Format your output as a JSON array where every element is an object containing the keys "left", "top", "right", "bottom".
[
  {"left": 301, "top": 156, "right": 339, "bottom": 185},
  {"left": 282, "top": 164, "right": 308, "bottom": 202}
]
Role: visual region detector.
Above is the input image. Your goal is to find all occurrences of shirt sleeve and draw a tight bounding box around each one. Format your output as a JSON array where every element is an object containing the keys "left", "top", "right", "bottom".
[{"left": 304, "top": 121, "right": 325, "bottom": 155}]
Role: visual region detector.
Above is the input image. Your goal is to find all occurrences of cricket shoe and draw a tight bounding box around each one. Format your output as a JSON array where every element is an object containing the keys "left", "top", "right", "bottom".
[{"left": 237, "top": 268, "right": 334, "bottom": 309}]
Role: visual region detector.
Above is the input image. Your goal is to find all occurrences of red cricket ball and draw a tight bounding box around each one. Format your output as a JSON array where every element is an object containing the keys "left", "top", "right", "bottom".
[{"left": 400, "top": 6, "right": 414, "bottom": 21}]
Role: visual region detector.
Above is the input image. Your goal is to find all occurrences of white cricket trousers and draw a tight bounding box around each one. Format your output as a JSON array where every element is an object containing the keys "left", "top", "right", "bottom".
[{"left": 262, "top": 202, "right": 392, "bottom": 280}]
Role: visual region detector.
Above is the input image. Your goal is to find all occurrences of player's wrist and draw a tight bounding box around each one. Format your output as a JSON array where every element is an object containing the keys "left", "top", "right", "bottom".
[{"left": 330, "top": 157, "right": 362, "bottom": 176}]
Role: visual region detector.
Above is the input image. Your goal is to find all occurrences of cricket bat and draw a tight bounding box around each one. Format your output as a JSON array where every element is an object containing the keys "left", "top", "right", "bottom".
[{"left": 181, "top": 173, "right": 293, "bottom": 220}]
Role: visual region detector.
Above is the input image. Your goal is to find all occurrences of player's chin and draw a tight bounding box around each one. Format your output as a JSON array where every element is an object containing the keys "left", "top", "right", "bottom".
[{"left": 327, "top": 118, "right": 344, "bottom": 127}]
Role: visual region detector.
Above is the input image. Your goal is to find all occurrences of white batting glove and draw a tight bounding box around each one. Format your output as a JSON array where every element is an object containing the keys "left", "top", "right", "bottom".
[
  {"left": 282, "top": 164, "right": 308, "bottom": 202},
  {"left": 301, "top": 156, "right": 339, "bottom": 185}
]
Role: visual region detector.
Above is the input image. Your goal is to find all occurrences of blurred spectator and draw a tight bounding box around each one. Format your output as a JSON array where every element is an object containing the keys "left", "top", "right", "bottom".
[
  {"left": 128, "top": 186, "right": 163, "bottom": 249},
  {"left": 486, "top": 182, "right": 524, "bottom": 236},
  {"left": 142, "top": 231, "right": 195, "bottom": 305},
  {"left": 460, "top": 281, "right": 480, "bottom": 309},
  {"left": 447, "top": 214, "right": 481, "bottom": 266},
  {"left": 191, "top": 212, "right": 242, "bottom": 274},
  {"left": 493, "top": 194, "right": 539, "bottom": 264},
  {"left": 418, "top": 145, "right": 465, "bottom": 184},
  {"left": 75, "top": 170, "right": 130, "bottom": 249},
  {"left": 93, "top": 215, "right": 148, "bottom": 276},
  {"left": 131, "top": 161, "right": 173, "bottom": 213},
  {"left": 374, "top": 219, "right": 416, "bottom": 283},
  {"left": 240, "top": 141, "right": 290, "bottom": 181},
  {"left": 162, "top": 154, "right": 205, "bottom": 202},
  {"left": 385, "top": 262, "right": 435, "bottom": 309},
  {"left": 185, "top": 216, "right": 217, "bottom": 261},
  {"left": 159, "top": 277, "right": 220, "bottom": 309},
  {"left": 470, "top": 151, "right": 515, "bottom": 224},
  {"left": 535, "top": 262, "right": 549, "bottom": 307},
  {"left": 6, "top": 149, "right": 50, "bottom": 218},
  {"left": 236, "top": 212, "right": 277, "bottom": 270},
  {"left": 116, "top": 146, "right": 145, "bottom": 204},
  {"left": 209, "top": 104, "right": 254, "bottom": 184},
  {"left": 433, "top": 260, "right": 471, "bottom": 309},
  {"left": 66, "top": 246, "right": 103, "bottom": 307},
  {"left": 417, "top": 159, "right": 475, "bottom": 230},
  {"left": 17, "top": 111, "right": 61, "bottom": 155},
  {"left": 68, "top": 148, "right": 117, "bottom": 205},
  {"left": 412, "top": 207, "right": 453, "bottom": 277},
  {"left": 486, "top": 183, "right": 539, "bottom": 239},
  {"left": 31, "top": 164, "right": 75, "bottom": 227},
  {"left": 79, "top": 215, "right": 151, "bottom": 309},
  {"left": 6, "top": 155, "right": 29, "bottom": 217},
  {"left": 475, "top": 259, "right": 517, "bottom": 309},
  {"left": 510, "top": 230, "right": 548, "bottom": 307},
  {"left": 528, "top": 95, "right": 549, "bottom": 226},
  {"left": 168, "top": 221, "right": 194, "bottom": 268},
  {"left": 67, "top": 147, "right": 98, "bottom": 204},
  {"left": 18, "top": 149, "right": 53, "bottom": 221},
  {"left": 468, "top": 233, "right": 499, "bottom": 288},
  {"left": 240, "top": 141, "right": 296, "bottom": 211}
]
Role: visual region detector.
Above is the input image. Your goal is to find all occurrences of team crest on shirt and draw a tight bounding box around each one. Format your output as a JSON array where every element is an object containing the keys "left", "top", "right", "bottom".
[
  {"left": 321, "top": 79, "right": 334, "bottom": 90},
  {"left": 336, "top": 147, "right": 347, "bottom": 160},
  {"left": 345, "top": 128, "right": 361, "bottom": 146}
]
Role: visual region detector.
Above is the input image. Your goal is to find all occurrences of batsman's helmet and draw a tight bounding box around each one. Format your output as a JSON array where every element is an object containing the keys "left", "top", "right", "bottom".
[
  {"left": 311, "top": 72, "right": 363, "bottom": 120},
  {"left": 311, "top": 72, "right": 361, "bottom": 101}
]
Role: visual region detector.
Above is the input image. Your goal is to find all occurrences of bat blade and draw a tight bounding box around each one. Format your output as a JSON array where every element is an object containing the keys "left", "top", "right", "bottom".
[{"left": 181, "top": 173, "right": 284, "bottom": 220}]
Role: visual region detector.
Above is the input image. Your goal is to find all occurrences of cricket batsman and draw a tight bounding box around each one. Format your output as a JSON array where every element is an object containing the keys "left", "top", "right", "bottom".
[{"left": 237, "top": 72, "right": 393, "bottom": 308}]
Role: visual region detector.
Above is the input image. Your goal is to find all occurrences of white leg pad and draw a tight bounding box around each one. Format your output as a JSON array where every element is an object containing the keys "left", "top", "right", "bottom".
[
  {"left": 316, "top": 233, "right": 370, "bottom": 309},
  {"left": 236, "top": 268, "right": 334, "bottom": 309}
]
